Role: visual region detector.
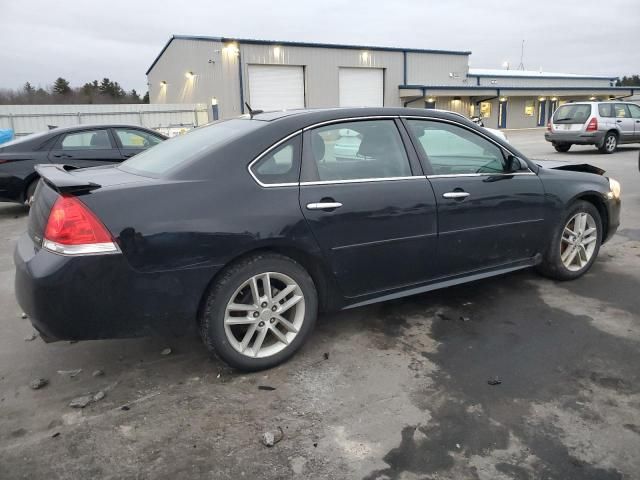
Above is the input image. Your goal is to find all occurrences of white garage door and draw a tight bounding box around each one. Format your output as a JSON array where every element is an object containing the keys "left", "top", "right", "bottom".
[
  {"left": 247, "top": 65, "right": 305, "bottom": 111},
  {"left": 339, "top": 68, "right": 384, "bottom": 107}
]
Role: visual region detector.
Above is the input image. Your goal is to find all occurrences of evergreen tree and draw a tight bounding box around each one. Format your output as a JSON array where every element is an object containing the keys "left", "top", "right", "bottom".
[{"left": 52, "top": 77, "right": 71, "bottom": 95}]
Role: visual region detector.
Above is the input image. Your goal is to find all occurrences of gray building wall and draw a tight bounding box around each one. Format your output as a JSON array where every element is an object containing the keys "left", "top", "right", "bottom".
[
  {"left": 406, "top": 52, "right": 469, "bottom": 86},
  {"left": 472, "top": 75, "right": 613, "bottom": 88}
]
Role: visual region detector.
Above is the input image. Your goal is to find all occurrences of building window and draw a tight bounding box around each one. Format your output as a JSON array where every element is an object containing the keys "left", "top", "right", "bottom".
[
  {"left": 480, "top": 102, "right": 492, "bottom": 118},
  {"left": 524, "top": 100, "right": 535, "bottom": 117}
]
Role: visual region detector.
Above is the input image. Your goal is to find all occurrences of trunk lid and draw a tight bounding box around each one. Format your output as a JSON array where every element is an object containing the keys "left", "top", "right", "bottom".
[{"left": 28, "top": 164, "right": 150, "bottom": 247}]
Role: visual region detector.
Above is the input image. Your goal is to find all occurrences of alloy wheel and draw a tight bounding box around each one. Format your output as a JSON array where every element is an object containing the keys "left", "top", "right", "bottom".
[
  {"left": 605, "top": 135, "right": 617, "bottom": 153},
  {"left": 224, "top": 272, "right": 305, "bottom": 358},
  {"left": 560, "top": 212, "right": 598, "bottom": 271}
]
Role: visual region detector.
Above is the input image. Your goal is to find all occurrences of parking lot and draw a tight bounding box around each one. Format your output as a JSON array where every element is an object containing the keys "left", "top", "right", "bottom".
[{"left": 0, "top": 129, "right": 639, "bottom": 479}]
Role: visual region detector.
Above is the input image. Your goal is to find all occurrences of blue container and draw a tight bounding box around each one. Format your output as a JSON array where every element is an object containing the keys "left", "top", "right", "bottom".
[{"left": 0, "top": 129, "right": 15, "bottom": 145}]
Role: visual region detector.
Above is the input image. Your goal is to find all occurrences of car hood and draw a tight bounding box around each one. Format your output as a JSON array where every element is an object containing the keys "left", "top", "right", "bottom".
[{"left": 533, "top": 159, "right": 605, "bottom": 176}]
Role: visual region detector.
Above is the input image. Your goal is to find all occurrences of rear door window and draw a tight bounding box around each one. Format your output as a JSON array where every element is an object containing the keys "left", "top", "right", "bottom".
[
  {"left": 614, "top": 104, "right": 631, "bottom": 118},
  {"left": 115, "top": 129, "right": 163, "bottom": 149},
  {"left": 628, "top": 104, "right": 640, "bottom": 118},
  {"left": 303, "top": 120, "right": 412, "bottom": 181},
  {"left": 61, "top": 130, "right": 113, "bottom": 150},
  {"left": 553, "top": 104, "right": 592, "bottom": 124}
]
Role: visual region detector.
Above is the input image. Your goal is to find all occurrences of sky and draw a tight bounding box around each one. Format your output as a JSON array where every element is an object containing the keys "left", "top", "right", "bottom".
[{"left": 1, "top": 0, "right": 639, "bottom": 94}]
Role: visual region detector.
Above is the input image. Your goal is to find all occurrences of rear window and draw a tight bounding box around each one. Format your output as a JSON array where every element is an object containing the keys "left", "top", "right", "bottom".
[
  {"left": 118, "top": 119, "right": 262, "bottom": 176},
  {"left": 553, "top": 104, "right": 592, "bottom": 124}
]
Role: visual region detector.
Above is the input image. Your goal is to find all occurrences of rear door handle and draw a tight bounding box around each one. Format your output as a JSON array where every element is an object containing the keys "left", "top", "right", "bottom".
[
  {"left": 616, "top": 120, "right": 623, "bottom": 123},
  {"left": 306, "top": 202, "right": 343, "bottom": 210},
  {"left": 442, "top": 192, "right": 470, "bottom": 199}
]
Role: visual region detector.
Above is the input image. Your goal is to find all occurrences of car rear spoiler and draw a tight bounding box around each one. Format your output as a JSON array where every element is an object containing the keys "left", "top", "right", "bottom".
[{"left": 35, "top": 164, "right": 102, "bottom": 194}]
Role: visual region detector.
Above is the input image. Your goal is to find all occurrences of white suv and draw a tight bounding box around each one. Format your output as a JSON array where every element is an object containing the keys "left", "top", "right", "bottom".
[{"left": 545, "top": 101, "right": 640, "bottom": 154}]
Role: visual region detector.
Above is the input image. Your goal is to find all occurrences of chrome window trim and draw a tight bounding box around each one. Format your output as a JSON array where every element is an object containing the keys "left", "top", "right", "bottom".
[
  {"left": 302, "top": 115, "right": 400, "bottom": 131},
  {"left": 427, "top": 172, "right": 536, "bottom": 179},
  {"left": 247, "top": 114, "right": 537, "bottom": 188},
  {"left": 402, "top": 115, "right": 536, "bottom": 175},
  {"left": 300, "top": 176, "right": 426, "bottom": 186},
  {"left": 43, "top": 239, "right": 121, "bottom": 256},
  {"left": 247, "top": 130, "right": 303, "bottom": 188}
]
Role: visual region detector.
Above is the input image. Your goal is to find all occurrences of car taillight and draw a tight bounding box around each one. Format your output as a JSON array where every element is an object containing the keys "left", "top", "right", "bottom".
[
  {"left": 43, "top": 195, "right": 119, "bottom": 255},
  {"left": 586, "top": 117, "right": 598, "bottom": 132},
  {"left": 546, "top": 121, "right": 552, "bottom": 131}
]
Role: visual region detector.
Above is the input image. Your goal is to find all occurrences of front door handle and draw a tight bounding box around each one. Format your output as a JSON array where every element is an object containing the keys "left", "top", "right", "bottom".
[
  {"left": 306, "top": 202, "right": 343, "bottom": 210},
  {"left": 442, "top": 192, "right": 470, "bottom": 199},
  {"left": 616, "top": 120, "right": 623, "bottom": 123}
]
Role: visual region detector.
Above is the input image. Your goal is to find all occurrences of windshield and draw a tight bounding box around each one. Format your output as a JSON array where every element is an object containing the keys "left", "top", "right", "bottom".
[
  {"left": 118, "top": 119, "right": 263, "bottom": 176},
  {"left": 553, "top": 104, "right": 592, "bottom": 124}
]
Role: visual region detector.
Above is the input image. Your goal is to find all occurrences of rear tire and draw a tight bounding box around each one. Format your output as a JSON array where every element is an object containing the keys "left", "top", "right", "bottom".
[
  {"left": 536, "top": 200, "right": 602, "bottom": 281},
  {"left": 598, "top": 132, "right": 617, "bottom": 154},
  {"left": 553, "top": 143, "right": 571, "bottom": 153},
  {"left": 200, "top": 253, "right": 318, "bottom": 371}
]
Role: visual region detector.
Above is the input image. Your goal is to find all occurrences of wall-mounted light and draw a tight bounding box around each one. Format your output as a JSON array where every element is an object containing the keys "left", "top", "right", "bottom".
[
  {"left": 499, "top": 96, "right": 507, "bottom": 102},
  {"left": 223, "top": 42, "right": 239, "bottom": 56},
  {"left": 538, "top": 97, "right": 546, "bottom": 101},
  {"left": 427, "top": 97, "right": 435, "bottom": 103},
  {"left": 185, "top": 71, "right": 194, "bottom": 80},
  {"left": 273, "top": 46, "right": 281, "bottom": 56},
  {"left": 361, "top": 51, "right": 369, "bottom": 62},
  {"left": 589, "top": 96, "right": 597, "bottom": 101},
  {"left": 453, "top": 96, "right": 462, "bottom": 101},
  {"left": 160, "top": 80, "right": 167, "bottom": 86},
  {"left": 551, "top": 97, "right": 558, "bottom": 101}
]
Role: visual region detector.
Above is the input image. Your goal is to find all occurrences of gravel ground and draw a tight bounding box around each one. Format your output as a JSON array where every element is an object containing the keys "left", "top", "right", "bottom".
[{"left": 0, "top": 129, "right": 639, "bottom": 479}]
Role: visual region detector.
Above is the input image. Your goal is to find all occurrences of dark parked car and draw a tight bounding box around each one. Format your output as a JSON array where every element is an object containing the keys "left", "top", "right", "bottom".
[
  {"left": 14, "top": 108, "right": 621, "bottom": 371},
  {"left": 0, "top": 124, "right": 166, "bottom": 204}
]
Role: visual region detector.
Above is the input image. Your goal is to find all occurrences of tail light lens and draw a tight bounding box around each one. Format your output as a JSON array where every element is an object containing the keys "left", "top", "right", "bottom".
[
  {"left": 43, "top": 195, "right": 119, "bottom": 255},
  {"left": 546, "top": 121, "right": 552, "bottom": 131},
  {"left": 586, "top": 117, "right": 598, "bottom": 132}
]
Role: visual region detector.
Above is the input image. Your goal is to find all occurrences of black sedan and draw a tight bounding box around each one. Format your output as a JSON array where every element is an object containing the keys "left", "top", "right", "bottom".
[
  {"left": 14, "top": 108, "right": 621, "bottom": 371},
  {"left": 0, "top": 124, "right": 166, "bottom": 204}
]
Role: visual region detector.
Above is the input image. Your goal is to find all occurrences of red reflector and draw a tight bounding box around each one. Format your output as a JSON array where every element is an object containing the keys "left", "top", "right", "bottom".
[
  {"left": 586, "top": 117, "right": 598, "bottom": 132},
  {"left": 44, "top": 195, "right": 112, "bottom": 245}
]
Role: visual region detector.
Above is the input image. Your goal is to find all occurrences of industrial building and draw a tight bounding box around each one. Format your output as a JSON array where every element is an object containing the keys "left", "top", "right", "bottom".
[{"left": 146, "top": 35, "right": 636, "bottom": 129}]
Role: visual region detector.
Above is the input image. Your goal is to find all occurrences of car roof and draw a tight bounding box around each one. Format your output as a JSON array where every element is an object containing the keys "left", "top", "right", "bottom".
[{"left": 247, "top": 107, "right": 470, "bottom": 125}]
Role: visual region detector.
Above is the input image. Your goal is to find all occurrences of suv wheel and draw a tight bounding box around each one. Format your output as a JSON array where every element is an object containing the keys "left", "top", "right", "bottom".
[
  {"left": 536, "top": 200, "right": 602, "bottom": 281},
  {"left": 200, "top": 253, "right": 318, "bottom": 371},
  {"left": 553, "top": 143, "right": 571, "bottom": 153},
  {"left": 598, "top": 132, "right": 617, "bottom": 154}
]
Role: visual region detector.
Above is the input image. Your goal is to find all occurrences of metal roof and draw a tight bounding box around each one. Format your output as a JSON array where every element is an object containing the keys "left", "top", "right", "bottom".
[{"left": 146, "top": 35, "right": 472, "bottom": 75}]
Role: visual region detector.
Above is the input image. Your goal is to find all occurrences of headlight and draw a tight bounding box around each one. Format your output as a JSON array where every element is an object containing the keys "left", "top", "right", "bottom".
[{"left": 608, "top": 177, "right": 621, "bottom": 200}]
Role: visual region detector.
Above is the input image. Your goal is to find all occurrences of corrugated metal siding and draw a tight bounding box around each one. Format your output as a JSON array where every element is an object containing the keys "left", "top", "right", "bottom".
[
  {"left": 476, "top": 76, "right": 612, "bottom": 88},
  {"left": 238, "top": 43, "right": 405, "bottom": 109},
  {"left": 148, "top": 38, "right": 224, "bottom": 112},
  {"left": 407, "top": 52, "right": 469, "bottom": 86},
  {"left": 0, "top": 104, "right": 208, "bottom": 136}
]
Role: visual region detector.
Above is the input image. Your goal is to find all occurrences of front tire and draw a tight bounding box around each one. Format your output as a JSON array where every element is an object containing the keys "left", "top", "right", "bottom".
[
  {"left": 553, "top": 143, "right": 571, "bottom": 153},
  {"left": 536, "top": 200, "right": 602, "bottom": 281},
  {"left": 200, "top": 253, "right": 318, "bottom": 371},
  {"left": 598, "top": 132, "right": 617, "bottom": 154}
]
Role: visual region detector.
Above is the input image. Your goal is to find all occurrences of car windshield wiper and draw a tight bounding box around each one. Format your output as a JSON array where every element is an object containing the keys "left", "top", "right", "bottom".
[{"left": 555, "top": 117, "right": 574, "bottom": 122}]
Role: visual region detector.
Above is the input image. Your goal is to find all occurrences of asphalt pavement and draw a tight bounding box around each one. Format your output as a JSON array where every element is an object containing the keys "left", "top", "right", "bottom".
[{"left": 0, "top": 129, "right": 638, "bottom": 479}]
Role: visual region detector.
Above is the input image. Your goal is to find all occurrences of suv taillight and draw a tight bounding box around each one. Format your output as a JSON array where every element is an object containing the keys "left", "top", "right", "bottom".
[
  {"left": 43, "top": 195, "right": 119, "bottom": 255},
  {"left": 586, "top": 117, "right": 598, "bottom": 132}
]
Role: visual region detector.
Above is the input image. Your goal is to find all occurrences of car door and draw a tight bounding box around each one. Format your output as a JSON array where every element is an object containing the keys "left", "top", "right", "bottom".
[
  {"left": 299, "top": 118, "right": 438, "bottom": 298},
  {"left": 48, "top": 128, "right": 122, "bottom": 168},
  {"left": 627, "top": 104, "right": 640, "bottom": 141},
  {"left": 613, "top": 104, "right": 634, "bottom": 143},
  {"left": 112, "top": 127, "right": 164, "bottom": 160},
  {"left": 404, "top": 117, "right": 546, "bottom": 277}
]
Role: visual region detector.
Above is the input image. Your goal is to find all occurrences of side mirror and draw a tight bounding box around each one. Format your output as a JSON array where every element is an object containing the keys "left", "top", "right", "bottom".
[{"left": 505, "top": 154, "right": 527, "bottom": 172}]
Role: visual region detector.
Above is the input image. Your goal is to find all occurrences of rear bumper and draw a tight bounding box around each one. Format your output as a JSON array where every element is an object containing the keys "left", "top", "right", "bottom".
[
  {"left": 544, "top": 130, "right": 606, "bottom": 145},
  {"left": 14, "top": 232, "right": 220, "bottom": 341}
]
